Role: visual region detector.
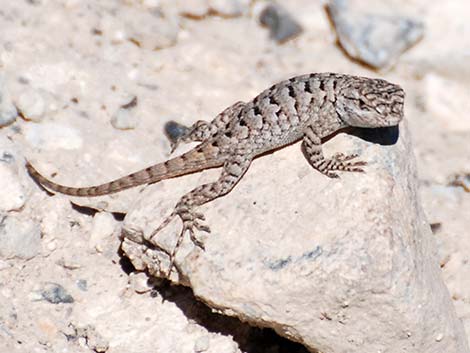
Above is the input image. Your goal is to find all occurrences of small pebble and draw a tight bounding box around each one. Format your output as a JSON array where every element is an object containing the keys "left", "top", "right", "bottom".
[
  {"left": 111, "top": 96, "right": 139, "bottom": 130},
  {"left": 16, "top": 88, "right": 46, "bottom": 122},
  {"left": 68, "top": 323, "right": 109, "bottom": 352},
  {"left": 58, "top": 258, "right": 81, "bottom": 270},
  {"left": 164, "top": 120, "right": 190, "bottom": 145},
  {"left": 435, "top": 333, "right": 444, "bottom": 342},
  {"left": 0, "top": 78, "right": 18, "bottom": 127},
  {"left": 89, "top": 212, "right": 116, "bottom": 250},
  {"left": 0, "top": 216, "right": 40, "bottom": 260},
  {"left": 179, "top": 0, "right": 209, "bottom": 18},
  {"left": 259, "top": 3, "right": 303, "bottom": 43},
  {"left": 38, "top": 282, "right": 74, "bottom": 304},
  {"left": 129, "top": 272, "right": 151, "bottom": 294},
  {"left": 76, "top": 279, "right": 88, "bottom": 291},
  {"left": 0, "top": 161, "right": 26, "bottom": 212},
  {"left": 209, "top": 0, "right": 245, "bottom": 17}
]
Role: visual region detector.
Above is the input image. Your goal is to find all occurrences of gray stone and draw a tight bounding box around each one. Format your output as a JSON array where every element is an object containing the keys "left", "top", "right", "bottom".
[
  {"left": 328, "top": 0, "right": 424, "bottom": 69},
  {"left": 259, "top": 3, "right": 303, "bottom": 43},
  {"left": 37, "top": 282, "right": 74, "bottom": 304},
  {"left": 121, "top": 124, "right": 469, "bottom": 353},
  {"left": 0, "top": 215, "right": 41, "bottom": 260},
  {"left": 0, "top": 76, "right": 18, "bottom": 127},
  {"left": 0, "top": 155, "right": 26, "bottom": 212},
  {"left": 164, "top": 120, "right": 190, "bottom": 145},
  {"left": 66, "top": 323, "right": 109, "bottom": 352},
  {"left": 76, "top": 279, "right": 88, "bottom": 291},
  {"left": 110, "top": 96, "right": 139, "bottom": 130},
  {"left": 0, "top": 136, "right": 26, "bottom": 212}
]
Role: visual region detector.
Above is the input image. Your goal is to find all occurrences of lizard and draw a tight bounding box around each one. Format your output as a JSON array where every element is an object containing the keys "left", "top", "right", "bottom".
[{"left": 26, "top": 72, "right": 405, "bottom": 274}]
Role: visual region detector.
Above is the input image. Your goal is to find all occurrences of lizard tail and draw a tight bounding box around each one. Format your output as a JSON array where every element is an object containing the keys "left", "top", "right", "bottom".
[{"left": 26, "top": 146, "right": 223, "bottom": 197}]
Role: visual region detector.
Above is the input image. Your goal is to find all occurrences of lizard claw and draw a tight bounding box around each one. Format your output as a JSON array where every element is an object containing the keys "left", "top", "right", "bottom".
[
  {"left": 194, "top": 220, "right": 211, "bottom": 233},
  {"left": 193, "top": 211, "right": 206, "bottom": 221},
  {"left": 148, "top": 206, "right": 210, "bottom": 277},
  {"left": 331, "top": 152, "right": 358, "bottom": 162}
]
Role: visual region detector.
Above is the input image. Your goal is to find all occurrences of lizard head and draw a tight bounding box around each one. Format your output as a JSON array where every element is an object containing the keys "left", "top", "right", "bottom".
[{"left": 336, "top": 77, "right": 405, "bottom": 128}]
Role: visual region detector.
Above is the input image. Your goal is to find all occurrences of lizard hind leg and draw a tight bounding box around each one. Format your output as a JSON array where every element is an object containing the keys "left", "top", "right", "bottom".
[{"left": 149, "top": 154, "right": 252, "bottom": 276}]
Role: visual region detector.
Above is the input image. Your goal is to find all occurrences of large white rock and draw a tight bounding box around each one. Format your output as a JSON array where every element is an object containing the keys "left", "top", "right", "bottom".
[{"left": 121, "top": 123, "right": 469, "bottom": 353}]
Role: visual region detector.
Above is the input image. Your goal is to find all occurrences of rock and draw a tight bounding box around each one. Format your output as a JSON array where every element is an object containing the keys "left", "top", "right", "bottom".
[
  {"left": 110, "top": 96, "right": 139, "bottom": 130},
  {"left": 76, "top": 279, "right": 88, "bottom": 291},
  {"left": 115, "top": 7, "right": 179, "bottom": 50},
  {"left": 36, "top": 282, "right": 74, "bottom": 304},
  {"left": 89, "top": 212, "right": 117, "bottom": 252},
  {"left": 0, "top": 165, "right": 26, "bottom": 212},
  {"left": 129, "top": 271, "right": 152, "bottom": 294},
  {"left": 209, "top": 0, "right": 245, "bottom": 17},
  {"left": 0, "top": 152, "right": 26, "bottom": 212},
  {"left": 15, "top": 88, "right": 46, "bottom": 122},
  {"left": 327, "top": 0, "right": 424, "bottom": 69},
  {"left": 258, "top": 2, "right": 303, "bottom": 43},
  {"left": 164, "top": 120, "right": 190, "bottom": 142},
  {"left": 178, "top": 0, "right": 246, "bottom": 18},
  {"left": 178, "top": 0, "right": 210, "bottom": 18},
  {"left": 120, "top": 124, "right": 469, "bottom": 353},
  {"left": 0, "top": 76, "right": 18, "bottom": 127},
  {"left": 66, "top": 323, "right": 109, "bottom": 353},
  {"left": 0, "top": 216, "right": 41, "bottom": 260},
  {"left": 164, "top": 120, "right": 190, "bottom": 152},
  {"left": 23, "top": 121, "right": 83, "bottom": 150},
  {"left": 0, "top": 291, "right": 17, "bottom": 342}
]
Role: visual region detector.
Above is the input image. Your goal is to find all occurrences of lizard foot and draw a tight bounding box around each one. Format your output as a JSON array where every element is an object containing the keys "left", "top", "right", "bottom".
[
  {"left": 322, "top": 153, "right": 368, "bottom": 178},
  {"left": 148, "top": 206, "right": 210, "bottom": 277}
]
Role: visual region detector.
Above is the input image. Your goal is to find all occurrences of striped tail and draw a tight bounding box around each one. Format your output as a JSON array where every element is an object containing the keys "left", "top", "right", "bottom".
[{"left": 26, "top": 146, "right": 223, "bottom": 197}]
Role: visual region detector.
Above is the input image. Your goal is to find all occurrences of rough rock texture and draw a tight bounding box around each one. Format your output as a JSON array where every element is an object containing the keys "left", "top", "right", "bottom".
[
  {"left": 0, "top": 215, "right": 41, "bottom": 260},
  {"left": 0, "top": 136, "right": 26, "bottom": 212},
  {"left": 2, "top": 0, "right": 470, "bottom": 352},
  {"left": 121, "top": 124, "right": 468, "bottom": 353},
  {"left": 0, "top": 75, "right": 18, "bottom": 127},
  {"left": 328, "top": 0, "right": 424, "bottom": 69}
]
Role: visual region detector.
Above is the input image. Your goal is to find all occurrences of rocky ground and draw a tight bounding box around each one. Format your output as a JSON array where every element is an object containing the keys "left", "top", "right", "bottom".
[{"left": 1, "top": 1, "right": 469, "bottom": 352}]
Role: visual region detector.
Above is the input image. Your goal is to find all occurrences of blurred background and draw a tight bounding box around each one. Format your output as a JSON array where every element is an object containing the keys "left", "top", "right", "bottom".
[{"left": 0, "top": 0, "right": 469, "bottom": 352}]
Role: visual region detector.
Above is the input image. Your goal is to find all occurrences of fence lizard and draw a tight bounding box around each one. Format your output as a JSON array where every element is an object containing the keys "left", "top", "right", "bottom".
[{"left": 26, "top": 73, "right": 405, "bottom": 273}]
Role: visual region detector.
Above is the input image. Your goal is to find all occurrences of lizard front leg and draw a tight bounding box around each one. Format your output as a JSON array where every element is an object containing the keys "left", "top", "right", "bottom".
[
  {"left": 165, "top": 101, "right": 246, "bottom": 153},
  {"left": 302, "top": 123, "right": 366, "bottom": 178},
  {"left": 149, "top": 154, "right": 252, "bottom": 275}
]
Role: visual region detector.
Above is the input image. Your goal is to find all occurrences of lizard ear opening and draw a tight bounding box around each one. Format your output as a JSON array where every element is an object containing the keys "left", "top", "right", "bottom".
[{"left": 336, "top": 96, "right": 382, "bottom": 128}]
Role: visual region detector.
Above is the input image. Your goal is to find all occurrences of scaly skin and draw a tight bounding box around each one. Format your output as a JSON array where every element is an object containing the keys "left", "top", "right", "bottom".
[{"left": 26, "top": 73, "right": 405, "bottom": 275}]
